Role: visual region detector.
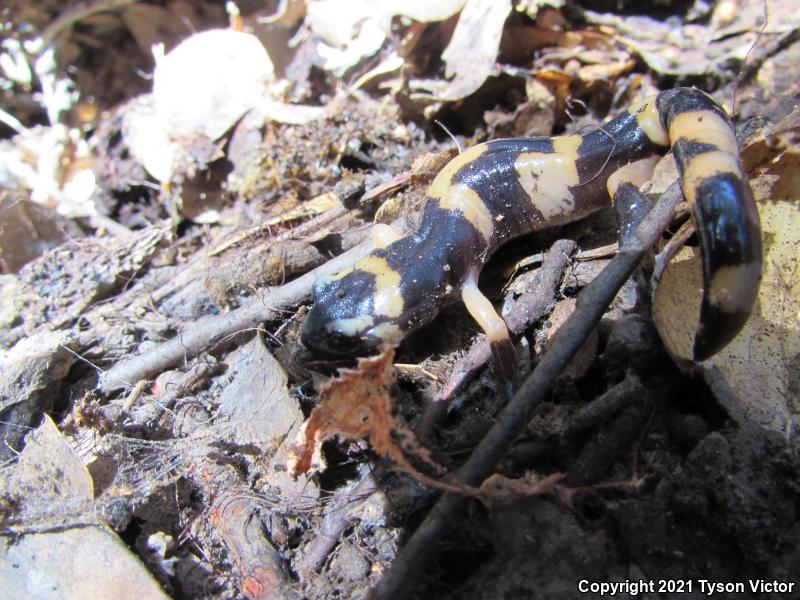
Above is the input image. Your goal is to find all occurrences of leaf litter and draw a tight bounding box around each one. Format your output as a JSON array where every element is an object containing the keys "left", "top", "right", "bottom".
[{"left": 1, "top": 1, "right": 799, "bottom": 598}]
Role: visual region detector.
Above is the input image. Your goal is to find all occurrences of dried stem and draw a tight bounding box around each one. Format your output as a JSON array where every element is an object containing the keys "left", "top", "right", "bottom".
[{"left": 98, "top": 240, "right": 372, "bottom": 394}]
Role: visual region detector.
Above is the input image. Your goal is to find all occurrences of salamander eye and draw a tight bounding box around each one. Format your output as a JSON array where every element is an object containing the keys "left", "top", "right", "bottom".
[
  {"left": 325, "top": 331, "right": 359, "bottom": 354},
  {"left": 335, "top": 289, "right": 346, "bottom": 299}
]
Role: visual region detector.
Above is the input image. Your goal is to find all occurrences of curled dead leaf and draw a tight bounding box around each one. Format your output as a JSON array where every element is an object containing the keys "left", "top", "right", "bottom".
[
  {"left": 440, "top": 0, "right": 512, "bottom": 101},
  {"left": 289, "top": 348, "right": 441, "bottom": 478}
]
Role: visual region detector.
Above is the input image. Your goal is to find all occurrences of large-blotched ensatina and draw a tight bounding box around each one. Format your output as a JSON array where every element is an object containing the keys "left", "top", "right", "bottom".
[{"left": 301, "top": 88, "right": 762, "bottom": 369}]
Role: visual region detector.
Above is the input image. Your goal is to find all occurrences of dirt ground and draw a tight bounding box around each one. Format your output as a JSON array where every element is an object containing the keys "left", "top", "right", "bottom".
[{"left": 1, "top": 1, "right": 799, "bottom": 599}]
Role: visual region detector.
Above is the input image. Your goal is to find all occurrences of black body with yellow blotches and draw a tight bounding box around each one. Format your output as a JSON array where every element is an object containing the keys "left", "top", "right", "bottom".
[{"left": 301, "top": 87, "right": 761, "bottom": 365}]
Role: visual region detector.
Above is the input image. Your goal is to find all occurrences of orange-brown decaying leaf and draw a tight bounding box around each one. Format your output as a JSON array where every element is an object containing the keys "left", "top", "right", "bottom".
[{"left": 289, "top": 348, "right": 441, "bottom": 478}]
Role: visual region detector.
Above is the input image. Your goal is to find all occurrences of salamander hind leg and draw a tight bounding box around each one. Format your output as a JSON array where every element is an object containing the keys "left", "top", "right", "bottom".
[{"left": 461, "top": 273, "right": 518, "bottom": 393}]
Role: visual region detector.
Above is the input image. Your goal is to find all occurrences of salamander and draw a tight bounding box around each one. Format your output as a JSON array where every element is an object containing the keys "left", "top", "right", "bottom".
[{"left": 300, "top": 87, "right": 762, "bottom": 372}]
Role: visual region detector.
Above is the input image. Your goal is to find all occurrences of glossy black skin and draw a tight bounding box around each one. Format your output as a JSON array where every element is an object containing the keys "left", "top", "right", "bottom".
[
  {"left": 301, "top": 272, "right": 387, "bottom": 358},
  {"left": 450, "top": 117, "right": 669, "bottom": 245}
]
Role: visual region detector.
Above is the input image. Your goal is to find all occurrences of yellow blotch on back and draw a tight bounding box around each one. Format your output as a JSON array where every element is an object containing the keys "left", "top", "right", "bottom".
[
  {"left": 515, "top": 135, "right": 581, "bottom": 219},
  {"left": 435, "top": 184, "right": 495, "bottom": 242},
  {"left": 427, "top": 144, "right": 489, "bottom": 199},
  {"left": 668, "top": 110, "right": 743, "bottom": 207},
  {"left": 355, "top": 255, "right": 404, "bottom": 318},
  {"left": 428, "top": 144, "right": 495, "bottom": 242},
  {"left": 681, "top": 151, "right": 743, "bottom": 206},
  {"left": 327, "top": 267, "right": 353, "bottom": 282}
]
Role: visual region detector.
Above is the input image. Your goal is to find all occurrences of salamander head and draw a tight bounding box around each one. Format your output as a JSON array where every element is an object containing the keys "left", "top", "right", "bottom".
[{"left": 301, "top": 252, "right": 449, "bottom": 358}]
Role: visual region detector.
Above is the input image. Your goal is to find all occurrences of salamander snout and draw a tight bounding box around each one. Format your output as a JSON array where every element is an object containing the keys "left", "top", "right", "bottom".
[
  {"left": 300, "top": 304, "right": 383, "bottom": 358},
  {"left": 300, "top": 270, "right": 390, "bottom": 358}
]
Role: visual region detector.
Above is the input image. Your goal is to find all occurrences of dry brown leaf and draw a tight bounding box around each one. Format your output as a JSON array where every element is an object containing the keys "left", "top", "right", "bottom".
[
  {"left": 123, "top": 30, "right": 276, "bottom": 183},
  {"left": 411, "top": 149, "right": 456, "bottom": 182},
  {"left": 126, "top": 29, "right": 323, "bottom": 185},
  {"left": 307, "top": 0, "right": 389, "bottom": 75},
  {"left": 392, "top": 0, "right": 470, "bottom": 22},
  {"left": 6, "top": 414, "right": 93, "bottom": 501},
  {"left": 612, "top": 22, "right": 718, "bottom": 79},
  {"left": 289, "top": 348, "right": 441, "bottom": 477},
  {"left": 0, "top": 124, "right": 96, "bottom": 217},
  {"left": 535, "top": 70, "right": 573, "bottom": 111},
  {"left": 120, "top": 3, "right": 189, "bottom": 56},
  {"left": 575, "top": 58, "right": 636, "bottom": 82},
  {"left": 515, "top": 0, "right": 565, "bottom": 20},
  {"left": 0, "top": 197, "right": 83, "bottom": 272},
  {"left": 0, "top": 330, "right": 77, "bottom": 458},
  {"left": 653, "top": 127, "right": 800, "bottom": 434},
  {"left": 593, "top": 0, "right": 800, "bottom": 81},
  {"left": 121, "top": 95, "right": 175, "bottom": 183},
  {"left": 440, "top": 0, "right": 512, "bottom": 101},
  {"left": 255, "top": 0, "right": 307, "bottom": 28},
  {"left": 351, "top": 52, "right": 405, "bottom": 90},
  {"left": 217, "top": 335, "right": 317, "bottom": 504},
  {"left": 0, "top": 526, "right": 170, "bottom": 600}
]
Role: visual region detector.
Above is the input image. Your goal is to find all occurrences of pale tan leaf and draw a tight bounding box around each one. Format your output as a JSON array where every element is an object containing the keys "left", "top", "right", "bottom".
[
  {"left": 1, "top": 528, "right": 170, "bottom": 600},
  {"left": 153, "top": 29, "right": 275, "bottom": 141},
  {"left": 440, "top": 0, "right": 512, "bottom": 101},
  {"left": 8, "top": 414, "right": 93, "bottom": 501}
]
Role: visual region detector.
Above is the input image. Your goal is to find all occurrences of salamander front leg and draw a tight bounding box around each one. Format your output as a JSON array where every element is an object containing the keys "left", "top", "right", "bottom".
[{"left": 461, "top": 273, "right": 518, "bottom": 392}]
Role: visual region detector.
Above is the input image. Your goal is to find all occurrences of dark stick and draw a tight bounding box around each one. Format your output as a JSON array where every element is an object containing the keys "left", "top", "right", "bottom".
[{"left": 372, "top": 183, "right": 682, "bottom": 599}]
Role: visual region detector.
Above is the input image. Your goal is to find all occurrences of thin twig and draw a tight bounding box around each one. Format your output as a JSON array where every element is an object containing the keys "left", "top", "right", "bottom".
[
  {"left": 98, "top": 240, "right": 373, "bottom": 394},
  {"left": 372, "top": 183, "right": 683, "bottom": 599}
]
